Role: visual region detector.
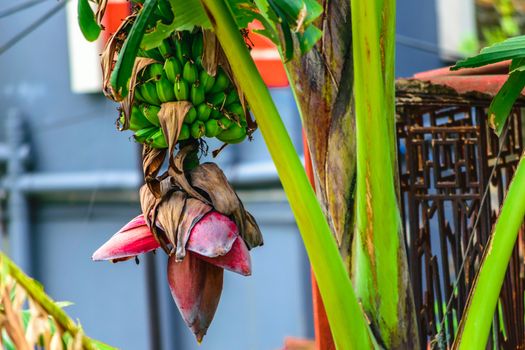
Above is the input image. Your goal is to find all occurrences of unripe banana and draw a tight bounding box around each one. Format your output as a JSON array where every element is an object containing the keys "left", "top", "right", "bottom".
[
  {"left": 156, "top": 1, "right": 174, "bottom": 23},
  {"left": 191, "top": 120, "right": 206, "bottom": 139},
  {"left": 182, "top": 61, "right": 198, "bottom": 84},
  {"left": 191, "top": 32, "right": 204, "bottom": 60},
  {"left": 196, "top": 103, "right": 212, "bottom": 121},
  {"left": 138, "top": 48, "right": 163, "bottom": 61},
  {"left": 156, "top": 74, "right": 176, "bottom": 102},
  {"left": 217, "top": 124, "right": 247, "bottom": 144},
  {"left": 191, "top": 83, "right": 205, "bottom": 105},
  {"left": 164, "top": 57, "right": 182, "bottom": 83},
  {"left": 174, "top": 33, "right": 191, "bottom": 62},
  {"left": 134, "top": 126, "right": 158, "bottom": 143},
  {"left": 208, "top": 92, "right": 227, "bottom": 107},
  {"left": 149, "top": 129, "right": 168, "bottom": 148},
  {"left": 141, "top": 104, "right": 161, "bottom": 126},
  {"left": 157, "top": 39, "right": 174, "bottom": 58},
  {"left": 174, "top": 77, "right": 189, "bottom": 101},
  {"left": 122, "top": 106, "right": 153, "bottom": 132},
  {"left": 225, "top": 89, "right": 240, "bottom": 106},
  {"left": 227, "top": 103, "right": 246, "bottom": 121},
  {"left": 218, "top": 116, "right": 232, "bottom": 130},
  {"left": 134, "top": 85, "right": 145, "bottom": 103},
  {"left": 210, "top": 108, "right": 221, "bottom": 119},
  {"left": 210, "top": 69, "right": 230, "bottom": 94},
  {"left": 146, "top": 63, "right": 164, "bottom": 82},
  {"left": 205, "top": 119, "right": 221, "bottom": 138},
  {"left": 184, "top": 107, "right": 197, "bottom": 124},
  {"left": 138, "top": 82, "right": 161, "bottom": 105},
  {"left": 200, "top": 70, "right": 215, "bottom": 93},
  {"left": 179, "top": 124, "right": 190, "bottom": 141}
]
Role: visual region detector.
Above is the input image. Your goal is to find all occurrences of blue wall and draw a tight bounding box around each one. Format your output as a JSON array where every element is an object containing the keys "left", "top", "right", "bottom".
[{"left": 396, "top": 0, "right": 444, "bottom": 77}]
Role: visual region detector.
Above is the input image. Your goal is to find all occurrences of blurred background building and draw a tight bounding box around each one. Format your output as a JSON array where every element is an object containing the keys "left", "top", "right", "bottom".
[{"left": 0, "top": 0, "right": 519, "bottom": 349}]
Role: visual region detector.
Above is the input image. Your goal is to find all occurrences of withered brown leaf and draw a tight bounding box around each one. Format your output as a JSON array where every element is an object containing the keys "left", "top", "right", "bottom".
[
  {"left": 189, "top": 163, "right": 246, "bottom": 235},
  {"left": 170, "top": 143, "right": 210, "bottom": 204},
  {"left": 100, "top": 14, "right": 136, "bottom": 100},
  {"left": 201, "top": 30, "right": 219, "bottom": 76},
  {"left": 142, "top": 144, "right": 167, "bottom": 198},
  {"left": 158, "top": 101, "right": 193, "bottom": 168},
  {"left": 95, "top": 0, "right": 109, "bottom": 26},
  {"left": 156, "top": 191, "right": 187, "bottom": 252}
]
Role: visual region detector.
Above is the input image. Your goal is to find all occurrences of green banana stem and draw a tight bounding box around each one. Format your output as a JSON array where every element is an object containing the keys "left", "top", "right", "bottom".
[
  {"left": 198, "top": 0, "right": 374, "bottom": 348},
  {"left": 453, "top": 151, "right": 525, "bottom": 349},
  {"left": 351, "top": 0, "right": 419, "bottom": 347},
  {"left": 0, "top": 253, "right": 116, "bottom": 350}
]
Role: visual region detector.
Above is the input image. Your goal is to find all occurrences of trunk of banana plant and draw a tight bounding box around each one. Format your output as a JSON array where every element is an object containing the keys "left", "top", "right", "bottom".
[{"left": 287, "top": 0, "right": 419, "bottom": 348}]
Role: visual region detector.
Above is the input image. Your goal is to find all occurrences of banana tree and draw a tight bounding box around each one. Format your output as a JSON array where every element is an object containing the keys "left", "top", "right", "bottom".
[{"left": 76, "top": 0, "right": 525, "bottom": 349}]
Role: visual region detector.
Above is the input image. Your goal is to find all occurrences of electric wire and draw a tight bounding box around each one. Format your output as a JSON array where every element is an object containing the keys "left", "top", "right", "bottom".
[
  {"left": 0, "top": 0, "right": 68, "bottom": 56},
  {"left": 0, "top": 0, "right": 51, "bottom": 19}
]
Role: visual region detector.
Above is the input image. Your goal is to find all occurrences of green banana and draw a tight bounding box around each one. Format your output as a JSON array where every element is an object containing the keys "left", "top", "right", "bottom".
[
  {"left": 138, "top": 48, "right": 163, "bottom": 61},
  {"left": 225, "top": 89, "right": 240, "bottom": 106},
  {"left": 134, "top": 85, "right": 145, "bottom": 102},
  {"left": 120, "top": 106, "right": 153, "bottom": 132},
  {"left": 196, "top": 103, "right": 212, "bottom": 121},
  {"left": 184, "top": 107, "right": 197, "bottom": 124},
  {"left": 227, "top": 102, "right": 246, "bottom": 121},
  {"left": 191, "top": 83, "right": 205, "bottom": 105},
  {"left": 191, "top": 120, "right": 206, "bottom": 139},
  {"left": 209, "top": 69, "right": 230, "bottom": 93},
  {"left": 149, "top": 129, "right": 168, "bottom": 148},
  {"left": 208, "top": 92, "right": 227, "bottom": 107},
  {"left": 182, "top": 61, "right": 198, "bottom": 84},
  {"left": 156, "top": 1, "right": 174, "bottom": 23},
  {"left": 205, "top": 119, "right": 221, "bottom": 138},
  {"left": 174, "top": 77, "right": 189, "bottom": 101},
  {"left": 157, "top": 39, "right": 174, "bottom": 58},
  {"left": 141, "top": 104, "right": 161, "bottom": 126},
  {"left": 200, "top": 70, "right": 215, "bottom": 92},
  {"left": 174, "top": 33, "right": 191, "bottom": 62},
  {"left": 179, "top": 124, "right": 190, "bottom": 141},
  {"left": 217, "top": 124, "right": 247, "bottom": 144},
  {"left": 218, "top": 116, "right": 232, "bottom": 130},
  {"left": 146, "top": 63, "right": 164, "bottom": 81},
  {"left": 134, "top": 126, "right": 158, "bottom": 143},
  {"left": 138, "top": 82, "right": 161, "bottom": 105},
  {"left": 210, "top": 108, "right": 221, "bottom": 119},
  {"left": 164, "top": 57, "right": 182, "bottom": 83},
  {"left": 191, "top": 32, "right": 204, "bottom": 59},
  {"left": 156, "top": 74, "right": 176, "bottom": 102}
]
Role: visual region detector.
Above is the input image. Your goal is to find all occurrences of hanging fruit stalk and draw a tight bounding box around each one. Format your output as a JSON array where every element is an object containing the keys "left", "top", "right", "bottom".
[{"left": 91, "top": 0, "right": 264, "bottom": 343}]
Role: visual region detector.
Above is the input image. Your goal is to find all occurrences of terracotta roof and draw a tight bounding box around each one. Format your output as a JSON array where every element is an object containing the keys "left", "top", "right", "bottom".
[{"left": 406, "top": 60, "right": 525, "bottom": 98}]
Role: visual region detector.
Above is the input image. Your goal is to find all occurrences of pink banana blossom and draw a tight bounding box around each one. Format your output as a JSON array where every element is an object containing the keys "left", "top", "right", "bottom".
[{"left": 92, "top": 212, "right": 251, "bottom": 342}]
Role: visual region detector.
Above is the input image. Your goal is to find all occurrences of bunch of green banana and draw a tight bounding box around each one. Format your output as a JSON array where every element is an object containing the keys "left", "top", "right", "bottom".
[
  {"left": 127, "top": 29, "right": 249, "bottom": 149},
  {"left": 119, "top": 105, "right": 167, "bottom": 148}
]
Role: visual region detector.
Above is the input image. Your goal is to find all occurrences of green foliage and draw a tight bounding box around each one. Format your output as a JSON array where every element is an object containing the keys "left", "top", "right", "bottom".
[
  {"left": 453, "top": 38, "right": 525, "bottom": 135},
  {"left": 77, "top": 0, "right": 101, "bottom": 41},
  {"left": 487, "top": 64, "right": 525, "bottom": 135},
  {"left": 453, "top": 35, "right": 525, "bottom": 70}
]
